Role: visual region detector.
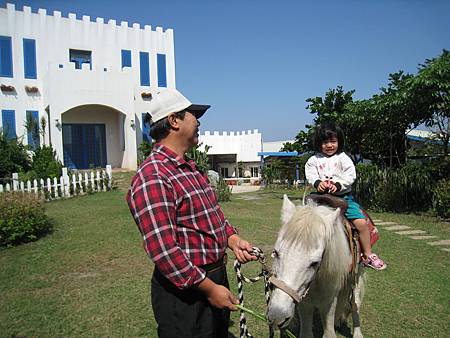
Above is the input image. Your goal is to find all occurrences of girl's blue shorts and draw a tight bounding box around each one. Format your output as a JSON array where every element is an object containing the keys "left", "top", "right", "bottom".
[{"left": 342, "top": 194, "right": 365, "bottom": 220}]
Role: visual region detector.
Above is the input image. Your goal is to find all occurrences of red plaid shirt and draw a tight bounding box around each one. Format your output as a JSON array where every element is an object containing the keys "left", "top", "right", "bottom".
[{"left": 127, "top": 144, "right": 237, "bottom": 289}]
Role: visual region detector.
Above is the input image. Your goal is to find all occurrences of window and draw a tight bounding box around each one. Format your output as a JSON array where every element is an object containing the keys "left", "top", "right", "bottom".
[
  {"left": 142, "top": 112, "right": 151, "bottom": 143},
  {"left": 121, "top": 49, "right": 131, "bottom": 68},
  {"left": 139, "top": 52, "right": 150, "bottom": 86},
  {"left": 26, "top": 110, "right": 39, "bottom": 150},
  {"left": 0, "top": 36, "right": 13, "bottom": 77},
  {"left": 1, "top": 110, "right": 16, "bottom": 140},
  {"left": 220, "top": 167, "right": 229, "bottom": 178},
  {"left": 251, "top": 166, "right": 259, "bottom": 177},
  {"left": 23, "top": 39, "right": 37, "bottom": 79},
  {"left": 157, "top": 53, "right": 167, "bottom": 87},
  {"left": 69, "top": 49, "right": 91, "bottom": 70}
]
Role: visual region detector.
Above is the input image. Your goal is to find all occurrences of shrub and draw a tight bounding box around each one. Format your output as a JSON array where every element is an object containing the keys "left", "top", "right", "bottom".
[
  {"left": 0, "top": 192, "right": 53, "bottom": 247},
  {"left": 138, "top": 140, "right": 154, "bottom": 164},
  {"left": 216, "top": 177, "right": 232, "bottom": 202},
  {"left": 354, "top": 163, "right": 433, "bottom": 212},
  {"left": 187, "top": 144, "right": 211, "bottom": 173},
  {"left": 28, "top": 145, "right": 63, "bottom": 180},
  {"left": 432, "top": 179, "right": 450, "bottom": 219},
  {"left": 0, "top": 131, "right": 31, "bottom": 178}
]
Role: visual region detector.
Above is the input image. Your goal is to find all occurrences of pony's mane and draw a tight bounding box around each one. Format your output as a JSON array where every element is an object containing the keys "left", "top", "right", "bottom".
[
  {"left": 281, "top": 201, "right": 350, "bottom": 284},
  {"left": 281, "top": 203, "right": 334, "bottom": 249}
]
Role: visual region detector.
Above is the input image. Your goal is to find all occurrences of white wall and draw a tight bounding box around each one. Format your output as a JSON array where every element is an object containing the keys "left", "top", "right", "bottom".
[{"left": 198, "top": 129, "right": 262, "bottom": 162}]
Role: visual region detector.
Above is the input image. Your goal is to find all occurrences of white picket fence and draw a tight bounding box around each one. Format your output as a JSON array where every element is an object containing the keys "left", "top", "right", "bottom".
[{"left": 0, "top": 165, "right": 112, "bottom": 201}]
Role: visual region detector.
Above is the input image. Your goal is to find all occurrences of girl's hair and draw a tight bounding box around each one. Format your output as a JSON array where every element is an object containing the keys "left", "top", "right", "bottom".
[{"left": 312, "top": 121, "right": 345, "bottom": 153}]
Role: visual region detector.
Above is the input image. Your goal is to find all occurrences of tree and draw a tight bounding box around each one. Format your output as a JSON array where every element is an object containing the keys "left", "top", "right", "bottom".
[
  {"left": 286, "top": 51, "right": 449, "bottom": 167},
  {"left": 408, "top": 49, "right": 450, "bottom": 158},
  {"left": 283, "top": 86, "right": 368, "bottom": 163},
  {"left": 0, "top": 131, "right": 31, "bottom": 178},
  {"left": 187, "top": 144, "right": 211, "bottom": 173}
]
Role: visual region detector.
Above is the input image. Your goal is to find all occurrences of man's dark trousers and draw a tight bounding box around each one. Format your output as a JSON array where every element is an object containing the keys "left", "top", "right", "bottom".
[{"left": 151, "top": 264, "right": 230, "bottom": 338}]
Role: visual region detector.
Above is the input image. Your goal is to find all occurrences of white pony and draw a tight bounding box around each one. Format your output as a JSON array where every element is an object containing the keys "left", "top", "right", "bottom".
[{"left": 266, "top": 195, "right": 365, "bottom": 338}]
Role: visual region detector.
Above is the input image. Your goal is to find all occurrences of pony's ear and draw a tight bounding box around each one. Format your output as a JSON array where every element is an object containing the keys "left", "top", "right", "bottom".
[{"left": 281, "top": 194, "right": 296, "bottom": 225}]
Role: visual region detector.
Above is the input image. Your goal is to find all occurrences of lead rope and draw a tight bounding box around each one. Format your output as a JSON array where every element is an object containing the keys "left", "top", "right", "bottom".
[{"left": 233, "top": 247, "right": 274, "bottom": 338}]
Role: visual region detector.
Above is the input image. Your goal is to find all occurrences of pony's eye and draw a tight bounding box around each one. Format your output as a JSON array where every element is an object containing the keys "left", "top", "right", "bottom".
[
  {"left": 310, "top": 261, "right": 319, "bottom": 268},
  {"left": 271, "top": 249, "right": 279, "bottom": 259}
]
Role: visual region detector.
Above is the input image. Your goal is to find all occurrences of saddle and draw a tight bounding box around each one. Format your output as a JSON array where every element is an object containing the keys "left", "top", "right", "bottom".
[{"left": 306, "top": 193, "right": 380, "bottom": 272}]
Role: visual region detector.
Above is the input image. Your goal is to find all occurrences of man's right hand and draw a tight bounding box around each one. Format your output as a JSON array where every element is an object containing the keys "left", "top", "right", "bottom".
[{"left": 196, "top": 277, "right": 239, "bottom": 310}]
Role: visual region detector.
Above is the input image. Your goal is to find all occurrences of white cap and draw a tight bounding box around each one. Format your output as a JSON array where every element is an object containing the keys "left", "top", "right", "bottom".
[{"left": 147, "top": 89, "right": 210, "bottom": 125}]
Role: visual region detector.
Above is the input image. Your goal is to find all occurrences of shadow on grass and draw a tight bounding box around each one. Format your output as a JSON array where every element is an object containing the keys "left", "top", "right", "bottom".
[{"left": 283, "top": 309, "right": 353, "bottom": 338}]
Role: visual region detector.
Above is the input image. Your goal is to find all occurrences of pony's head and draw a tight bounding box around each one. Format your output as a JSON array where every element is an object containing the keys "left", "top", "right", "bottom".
[{"left": 267, "top": 194, "right": 342, "bottom": 329}]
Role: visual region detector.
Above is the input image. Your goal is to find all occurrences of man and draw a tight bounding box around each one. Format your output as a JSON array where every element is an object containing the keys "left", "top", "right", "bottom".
[{"left": 126, "top": 88, "right": 256, "bottom": 338}]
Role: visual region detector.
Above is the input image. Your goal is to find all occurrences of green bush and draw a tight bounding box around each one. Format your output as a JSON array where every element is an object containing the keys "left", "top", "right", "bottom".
[
  {"left": 138, "top": 140, "right": 154, "bottom": 164},
  {"left": 187, "top": 144, "right": 211, "bottom": 173},
  {"left": 0, "top": 192, "right": 53, "bottom": 247},
  {"left": 432, "top": 179, "right": 450, "bottom": 219},
  {"left": 26, "top": 145, "right": 63, "bottom": 181},
  {"left": 216, "top": 177, "right": 232, "bottom": 202},
  {"left": 354, "top": 163, "right": 433, "bottom": 212},
  {"left": 0, "top": 131, "right": 31, "bottom": 179}
]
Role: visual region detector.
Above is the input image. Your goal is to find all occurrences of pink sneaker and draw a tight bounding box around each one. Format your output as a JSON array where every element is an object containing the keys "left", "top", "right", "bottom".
[{"left": 365, "top": 253, "right": 387, "bottom": 271}]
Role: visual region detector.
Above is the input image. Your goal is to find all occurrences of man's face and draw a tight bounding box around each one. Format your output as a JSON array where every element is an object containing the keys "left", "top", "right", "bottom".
[{"left": 179, "top": 111, "right": 200, "bottom": 147}]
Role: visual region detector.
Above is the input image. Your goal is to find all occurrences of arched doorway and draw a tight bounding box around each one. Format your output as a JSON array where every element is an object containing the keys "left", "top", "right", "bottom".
[{"left": 61, "top": 104, "right": 125, "bottom": 169}]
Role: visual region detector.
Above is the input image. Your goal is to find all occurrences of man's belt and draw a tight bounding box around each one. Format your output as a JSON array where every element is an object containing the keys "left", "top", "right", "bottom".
[{"left": 200, "top": 253, "right": 228, "bottom": 273}]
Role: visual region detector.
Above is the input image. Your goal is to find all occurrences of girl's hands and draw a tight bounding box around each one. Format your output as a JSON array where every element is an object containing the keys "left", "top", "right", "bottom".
[{"left": 317, "top": 180, "right": 337, "bottom": 194}]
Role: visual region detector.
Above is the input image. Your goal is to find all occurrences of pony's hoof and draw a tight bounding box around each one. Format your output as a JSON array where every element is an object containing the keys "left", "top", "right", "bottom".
[{"left": 353, "top": 328, "right": 363, "bottom": 338}]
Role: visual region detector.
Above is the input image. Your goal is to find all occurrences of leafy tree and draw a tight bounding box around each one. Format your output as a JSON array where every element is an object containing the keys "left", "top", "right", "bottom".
[
  {"left": 0, "top": 131, "right": 31, "bottom": 178},
  {"left": 26, "top": 145, "right": 63, "bottom": 180},
  {"left": 407, "top": 49, "right": 450, "bottom": 158},
  {"left": 261, "top": 159, "right": 282, "bottom": 186},
  {"left": 282, "top": 86, "right": 361, "bottom": 161},
  {"left": 187, "top": 144, "right": 211, "bottom": 173},
  {"left": 138, "top": 139, "right": 154, "bottom": 162}
]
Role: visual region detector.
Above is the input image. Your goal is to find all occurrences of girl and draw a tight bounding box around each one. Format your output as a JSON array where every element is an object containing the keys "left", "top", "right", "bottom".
[{"left": 305, "top": 121, "right": 386, "bottom": 271}]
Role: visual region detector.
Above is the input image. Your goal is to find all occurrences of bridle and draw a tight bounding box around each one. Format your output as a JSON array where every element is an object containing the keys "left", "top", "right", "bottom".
[
  {"left": 234, "top": 247, "right": 322, "bottom": 338},
  {"left": 268, "top": 275, "right": 309, "bottom": 304},
  {"left": 269, "top": 248, "right": 322, "bottom": 304}
]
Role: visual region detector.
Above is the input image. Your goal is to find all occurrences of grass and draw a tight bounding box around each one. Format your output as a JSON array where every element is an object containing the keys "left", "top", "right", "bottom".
[{"left": 1, "top": 179, "right": 449, "bottom": 338}]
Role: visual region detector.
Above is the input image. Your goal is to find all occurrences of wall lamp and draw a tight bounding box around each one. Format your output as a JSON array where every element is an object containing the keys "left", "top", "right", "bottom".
[
  {"left": 55, "top": 118, "right": 62, "bottom": 129},
  {"left": 130, "top": 119, "right": 135, "bottom": 129}
]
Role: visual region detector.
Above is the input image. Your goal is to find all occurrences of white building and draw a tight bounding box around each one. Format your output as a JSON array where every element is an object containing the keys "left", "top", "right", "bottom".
[
  {"left": 0, "top": 3, "right": 175, "bottom": 169},
  {"left": 199, "top": 129, "right": 262, "bottom": 178}
]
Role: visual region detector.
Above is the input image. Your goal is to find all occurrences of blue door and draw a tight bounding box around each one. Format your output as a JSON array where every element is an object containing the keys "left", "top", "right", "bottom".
[{"left": 62, "top": 124, "right": 107, "bottom": 169}]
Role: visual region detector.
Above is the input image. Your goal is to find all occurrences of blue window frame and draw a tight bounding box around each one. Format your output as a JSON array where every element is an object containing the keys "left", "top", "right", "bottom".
[
  {"left": 1, "top": 110, "right": 16, "bottom": 140},
  {"left": 0, "top": 36, "right": 13, "bottom": 77},
  {"left": 139, "top": 52, "right": 150, "bottom": 86},
  {"left": 69, "top": 49, "right": 92, "bottom": 70},
  {"left": 121, "top": 49, "right": 131, "bottom": 69},
  {"left": 157, "top": 53, "right": 167, "bottom": 87},
  {"left": 23, "top": 39, "right": 37, "bottom": 79},
  {"left": 26, "top": 110, "right": 39, "bottom": 150},
  {"left": 142, "top": 112, "right": 151, "bottom": 143}
]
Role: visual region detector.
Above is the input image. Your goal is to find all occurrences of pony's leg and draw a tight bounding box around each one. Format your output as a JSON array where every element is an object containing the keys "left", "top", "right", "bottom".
[
  {"left": 318, "top": 296, "right": 338, "bottom": 338},
  {"left": 352, "top": 274, "right": 364, "bottom": 338},
  {"left": 298, "top": 304, "right": 314, "bottom": 338}
]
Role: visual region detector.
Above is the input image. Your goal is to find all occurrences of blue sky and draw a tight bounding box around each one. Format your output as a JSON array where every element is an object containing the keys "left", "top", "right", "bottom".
[{"left": 4, "top": 0, "right": 450, "bottom": 141}]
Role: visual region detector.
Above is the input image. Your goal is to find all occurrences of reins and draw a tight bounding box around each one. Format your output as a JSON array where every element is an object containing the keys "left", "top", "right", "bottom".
[
  {"left": 233, "top": 247, "right": 302, "bottom": 338},
  {"left": 233, "top": 247, "right": 273, "bottom": 338}
]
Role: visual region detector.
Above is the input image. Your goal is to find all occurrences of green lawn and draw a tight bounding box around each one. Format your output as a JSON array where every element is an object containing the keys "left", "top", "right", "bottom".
[{"left": 1, "top": 181, "right": 449, "bottom": 338}]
